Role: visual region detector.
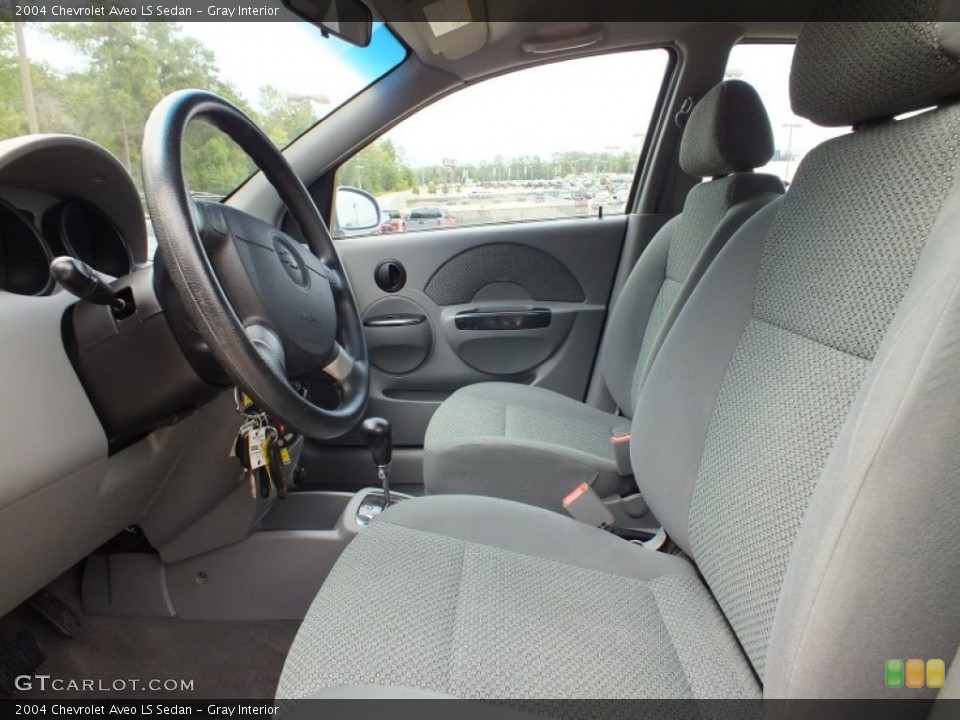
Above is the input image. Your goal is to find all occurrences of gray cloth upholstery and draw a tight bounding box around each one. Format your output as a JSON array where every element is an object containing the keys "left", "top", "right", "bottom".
[
  {"left": 424, "top": 82, "right": 782, "bottom": 511},
  {"left": 282, "top": 15, "right": 960, "bottom": 700},
  {"left": 625, "top": 174, "right": 784, "bottom": 406},
  {"left": 277, "top": 496, "right": 760, "bottom": 700},
  {"left": 598, "top": 216, "right": 674, "bottom": 416},
  {"left": 762, "top": 121, "right": 960, "bottom": 698},
  {"left": 680, "top": 80, "right": 775, "bottom": 177},
  {"left": 792, "top": 8, "right": 960, "bottom": 126},
  {"left": 628, "top": 200, "right": 781, "bottom": 557},
  {"left": 692, "top": 106, "right": 960, "bottom": 680},
  {"left": 424, "top": 383, "right": 630, "bottom": 512},
  {"left": 632, "top": 69, "right": 960, "bottom": 695}
]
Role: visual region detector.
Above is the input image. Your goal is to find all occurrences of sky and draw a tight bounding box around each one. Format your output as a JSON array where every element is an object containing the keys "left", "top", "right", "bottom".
[
  {"left": 725, "top": 43, "right": 848, "bottom": 162},
  {"left": 387, "top": 50, "right": 669, "bottom": 167},
  {"left": 20, "top": 21, "right": 404, "bottom": 117},
  {"left": 182, "top": 22, "right": 367, "bottom": 105}
]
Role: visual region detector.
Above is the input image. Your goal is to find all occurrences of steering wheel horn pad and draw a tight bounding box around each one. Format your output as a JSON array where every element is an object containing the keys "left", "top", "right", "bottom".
[
  {"left": 142, "top": 90, "right": 369, "bottom": 439},
  {"left": 198, "top": 202, "right": 339, "bottom": 375}
]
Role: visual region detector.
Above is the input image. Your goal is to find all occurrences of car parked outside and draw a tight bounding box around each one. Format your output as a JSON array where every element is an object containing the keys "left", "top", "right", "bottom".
[
  {"left": 405, "top": 207, "right": 457, "bottom": 231},
  {"left": 378, "top": 209, "right": 406, "bottom": 233}
]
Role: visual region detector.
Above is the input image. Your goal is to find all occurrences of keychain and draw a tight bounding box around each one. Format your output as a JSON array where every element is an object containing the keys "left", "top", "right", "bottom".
[{"left": 230, "top": 389, "right": 284, "bottom": 499}]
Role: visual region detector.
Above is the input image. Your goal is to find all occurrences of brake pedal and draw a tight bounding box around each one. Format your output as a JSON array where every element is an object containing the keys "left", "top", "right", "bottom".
[
  {"left": 27, "top": 590, "right": 82, "bottom": 638},
  {"left": 0, "top": 632, "right": 45, "bottom": 698}
]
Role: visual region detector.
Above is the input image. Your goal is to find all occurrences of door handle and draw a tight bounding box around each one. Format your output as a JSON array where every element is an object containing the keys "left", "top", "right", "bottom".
[{"left": 364, "top": 314, "right": 426, "bottom": 328}]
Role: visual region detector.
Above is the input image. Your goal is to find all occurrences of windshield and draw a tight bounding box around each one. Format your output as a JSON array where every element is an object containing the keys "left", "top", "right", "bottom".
[{"left": 1, "top": 21, "right": 406, "bottom": 197}]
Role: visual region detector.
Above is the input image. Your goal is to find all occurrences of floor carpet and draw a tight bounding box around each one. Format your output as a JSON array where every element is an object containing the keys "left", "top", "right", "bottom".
[{"left": 0, "top": 568, "right": 299, "bottom": 700}]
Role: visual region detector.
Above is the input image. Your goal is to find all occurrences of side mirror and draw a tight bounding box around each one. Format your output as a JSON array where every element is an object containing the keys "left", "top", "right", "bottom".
[{"left": 334, "top": 186, "right": 381, "bottom": 237}]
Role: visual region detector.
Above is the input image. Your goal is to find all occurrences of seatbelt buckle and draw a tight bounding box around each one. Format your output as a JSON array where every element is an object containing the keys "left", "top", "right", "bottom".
[
  {"left": 562, "top": 483, "right": 616, "bottom": 530},
  {"left": 611, "top": 430, "right": 632, "bottom": 476}
]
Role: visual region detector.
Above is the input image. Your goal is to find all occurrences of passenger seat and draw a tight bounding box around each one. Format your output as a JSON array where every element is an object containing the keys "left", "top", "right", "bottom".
[{"left": 423, "top": 80, "right": 786, "bottom": 512}]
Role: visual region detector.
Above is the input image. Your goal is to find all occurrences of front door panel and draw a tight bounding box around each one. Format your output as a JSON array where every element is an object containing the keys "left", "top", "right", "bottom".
[{"left": 324, "top": 217, "right": 626, "bottom": 448}]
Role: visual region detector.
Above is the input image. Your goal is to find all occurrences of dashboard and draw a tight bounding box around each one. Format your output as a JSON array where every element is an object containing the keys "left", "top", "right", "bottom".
[
  {"left": 0, "top": 135, "right": 240, "bottom": 618},
  {"left": 0, "top": 134, "right": 148, "bottom": 290}
]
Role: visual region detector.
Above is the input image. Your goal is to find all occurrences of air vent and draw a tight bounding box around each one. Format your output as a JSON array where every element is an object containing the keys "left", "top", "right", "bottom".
[{"left": 0, "top": 199, "right": 53, "bottom": 296}]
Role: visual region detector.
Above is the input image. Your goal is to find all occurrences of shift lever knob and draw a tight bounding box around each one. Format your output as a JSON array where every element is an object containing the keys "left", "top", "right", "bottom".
[
  {"left": 361, "top": 417, "right": 392, "bottom": 509},
  {"left": 360, "top": 417, "right": 392, "bottom": 467}
]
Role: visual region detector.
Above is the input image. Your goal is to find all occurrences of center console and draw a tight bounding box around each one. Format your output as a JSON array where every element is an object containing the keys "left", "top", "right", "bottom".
[
  {"left": 80, "top": 416, "right": 663, "bottom": 622},
  {"left": 81, "top": 417, "right": 413, "bottom": 622}
]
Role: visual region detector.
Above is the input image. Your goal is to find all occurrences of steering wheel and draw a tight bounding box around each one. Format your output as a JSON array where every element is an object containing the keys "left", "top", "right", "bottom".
[{"left": 141, "top": 90, "right": 369, "bottom": 439}]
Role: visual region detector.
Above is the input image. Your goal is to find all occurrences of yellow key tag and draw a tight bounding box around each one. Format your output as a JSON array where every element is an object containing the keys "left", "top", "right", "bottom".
[
  {"left": 264, "top": 441, "right": 277, "bottom": 487},
  {"left": 280, "top": 447, "right": 292, "bottom": 465}
]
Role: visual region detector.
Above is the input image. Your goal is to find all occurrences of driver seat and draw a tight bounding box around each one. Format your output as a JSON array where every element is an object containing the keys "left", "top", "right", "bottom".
[{"left": 278, "top": 12, "right": 960, "bottom": 699}]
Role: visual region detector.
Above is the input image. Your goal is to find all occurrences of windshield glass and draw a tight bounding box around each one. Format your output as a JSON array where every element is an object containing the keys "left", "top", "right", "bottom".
[{"left": 1, "top": 21, "right": 406, "bottom": 196}]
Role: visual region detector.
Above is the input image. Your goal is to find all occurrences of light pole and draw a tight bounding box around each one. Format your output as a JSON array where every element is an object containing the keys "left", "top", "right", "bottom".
[
  {"left": 783, "top": 123, "right": 802, "bottom": 183},
  {"left": 286, "top": 92, "right": 331, "bottom": 108},
  {"left": 605, "top": 145, "right": 618, "bottom": 174},
  {"left": 13, "top": 23, "right": 39, "bottom": 134}
]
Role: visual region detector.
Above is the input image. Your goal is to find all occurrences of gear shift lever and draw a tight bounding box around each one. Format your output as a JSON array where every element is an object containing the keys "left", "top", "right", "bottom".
[{"left": 360, "top": 417, "right": 392, "bottom": 508}]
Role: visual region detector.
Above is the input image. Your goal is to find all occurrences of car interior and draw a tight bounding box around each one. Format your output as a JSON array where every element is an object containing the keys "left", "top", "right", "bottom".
[{"left": 1, "top": 0, "right": 959, "bottom": 703}]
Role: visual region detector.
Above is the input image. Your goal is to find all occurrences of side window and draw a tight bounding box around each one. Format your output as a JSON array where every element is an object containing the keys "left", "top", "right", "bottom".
[
  {"left": 725, "top": 44, "right": 849, "bottom": 186},
  {"left": 333, "top": 49, "right": 670, "bottom": 237}
]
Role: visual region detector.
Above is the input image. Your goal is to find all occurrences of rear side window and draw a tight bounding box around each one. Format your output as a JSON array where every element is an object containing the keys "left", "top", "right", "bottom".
[
  {"left": 725, "top": 44, "right": 849, "bottom": 186},
  {"left": 333, "top": 48, "right": 670, "bottom": 238}
]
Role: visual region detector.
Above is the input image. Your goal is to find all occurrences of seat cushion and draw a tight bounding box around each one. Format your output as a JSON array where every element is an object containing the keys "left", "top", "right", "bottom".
[
  {"left": 276, "top": 496, "right": 760, "bottom": 700},
  {"left": 424, "top": 383, "right": 630, "bottom": 512}
]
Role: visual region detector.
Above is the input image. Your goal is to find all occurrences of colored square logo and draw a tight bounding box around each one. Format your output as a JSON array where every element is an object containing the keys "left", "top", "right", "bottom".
[
  {"left": 906, "top": 659, "right": 925, "bottom": 688},
  {"left": 927, "top": 659, "right": 946, "bottom": 689},
  {"left": 886, "top": 659, "right": 904, "bottom": 688}
]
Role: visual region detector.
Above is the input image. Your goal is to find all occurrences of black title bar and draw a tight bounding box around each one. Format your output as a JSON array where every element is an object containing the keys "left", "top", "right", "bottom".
[{"left": 2, "top": 0, "right": 960, "bottom": 22}]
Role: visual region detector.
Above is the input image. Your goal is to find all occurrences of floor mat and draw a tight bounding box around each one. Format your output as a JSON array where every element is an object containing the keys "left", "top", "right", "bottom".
[{"left": 0, "top": 569, "right": 299, "bottom": 700}]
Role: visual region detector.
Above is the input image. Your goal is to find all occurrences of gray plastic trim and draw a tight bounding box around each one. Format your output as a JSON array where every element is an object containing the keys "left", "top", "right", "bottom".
[
  {"left": 362, "top": 296, "right": 434, "bottom": 375},
  {"left": 438, "top": 302, "right": 585, "bottom": 376},
  {"left": 84, "top": 491, "right": 368, "bottom": 621},
  {"left": 162, "top": 491, "right": 380, "bottom": 621},
  {"left": 423, "top": 243, "right": 585, "bottom": 305},
  {"left": 323, "top": 217, "right": 626, "bottom": 448},
  {"left": 82, "top": 554, "right": 175, "bottom": 618},
  {"left": 0, "top": 134, "right": 148, "bottom": 262}
]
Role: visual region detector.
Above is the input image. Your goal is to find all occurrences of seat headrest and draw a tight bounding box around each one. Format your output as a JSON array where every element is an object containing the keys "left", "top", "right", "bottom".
[
  {"left": 679, "top": 80, "right": 775, "bottom": 178},
  {"left": 792, "top": 5, "right": 960, "bottom": 127}
]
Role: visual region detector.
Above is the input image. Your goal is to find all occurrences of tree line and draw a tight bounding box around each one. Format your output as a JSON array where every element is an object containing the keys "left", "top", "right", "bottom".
[
  {"left": 420, "top": 150, "right": 639, "bottom": 186},
  {"left": 341, "top": 148, "right": 639, "bottom": 198},
  {"left": 1, "top": 22, "right": 316, "bottom": 195}
]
